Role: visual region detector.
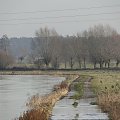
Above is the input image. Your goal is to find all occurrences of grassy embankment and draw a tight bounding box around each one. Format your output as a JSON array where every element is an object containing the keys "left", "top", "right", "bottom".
[{"left": 89, "top": 71, "right": 120, "bottom": 120}]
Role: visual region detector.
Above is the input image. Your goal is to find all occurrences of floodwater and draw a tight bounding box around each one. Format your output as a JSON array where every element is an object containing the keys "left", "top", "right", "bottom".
[
  {"left": 51, "top": 91, "right": 109, "bottom": 119},
  {"left": 51, "top": 79, "right": 109, "bottom": 120},
  {"left": 0, "top": 75, "right": 65, "bottom": 120}
]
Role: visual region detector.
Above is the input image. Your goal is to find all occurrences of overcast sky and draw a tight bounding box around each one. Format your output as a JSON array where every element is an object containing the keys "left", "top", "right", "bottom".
[{"left": 0, "top": 0, "right": 120, "bottom": 37}]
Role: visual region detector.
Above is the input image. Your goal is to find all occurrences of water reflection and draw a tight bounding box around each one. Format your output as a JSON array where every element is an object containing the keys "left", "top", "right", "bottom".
[
  {"left": 51, "top": 91, "right": 109, "bottom": 120},
  {"left": 74, "top": 113, "right": 79, "bottom": 120},
  {"left": 0, "top": 75, "right": 64, "bottom": 120}
]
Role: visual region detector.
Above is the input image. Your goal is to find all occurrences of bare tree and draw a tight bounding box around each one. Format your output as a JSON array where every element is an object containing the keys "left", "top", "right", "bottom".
[
  {"left": 72, "top": 35, "right": 82, "bottom": 69},
  {"left": 111, "top": 34, "right": 120, "bottom": 67},
  {"left": 30, "top": 24, "right": 120, "bottom": 69},
  {"left": 34, "top": 27, "right": 59, "bottom": 68},
  {"left": 87, "top": 24, "right": 118, "bottom": 69},
  {"left": 67, "top": 36, "right": 76, "bottom": 69},
  {"left": 0, "top": 34, "right": 9, "bottom": 52},
  {"left": 51, "top": 36, "right": 61, "bottom": 69},
  {"left": 76, "top": 34, "right": 89, "bottom": 69},
  {"left": 60, "top": 37, "right": 69, "bottom": 69},
  {"left": 0, "top": 35, "right": 14, "bottom": 69}
]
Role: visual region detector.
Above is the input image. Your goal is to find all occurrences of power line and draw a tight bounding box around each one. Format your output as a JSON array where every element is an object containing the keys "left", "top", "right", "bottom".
[
  {"left": 0, "top": 11, "right": 120, "bottom": 22},
  {"left": 0, "top": 4, "right": 120, "bottom": 15},
  {"left": 0, "top": 17, "right": 119, "bottom": 26}
]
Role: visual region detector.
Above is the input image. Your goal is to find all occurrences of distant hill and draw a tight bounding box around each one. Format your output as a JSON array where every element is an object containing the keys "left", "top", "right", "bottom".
[{"left": 9, "top": 37, "right": 33, "bottom": 58}]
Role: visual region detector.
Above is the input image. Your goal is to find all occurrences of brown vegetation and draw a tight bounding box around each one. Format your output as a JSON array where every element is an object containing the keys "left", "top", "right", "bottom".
[
  {"left": 16, "top": 109, "right": 49, "bottom": 120},
  {"left": 97, "top": 92, "right": 120, "bottom": 120},
  {"left": 91, "top": 72, "right": 120, "bottom": 120},
  {"left": 15, "top": 75, "right": 78, "bottom": 120}
]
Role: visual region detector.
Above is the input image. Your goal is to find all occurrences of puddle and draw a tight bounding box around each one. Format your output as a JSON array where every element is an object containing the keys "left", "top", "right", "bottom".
[
  {"left": 51, "top": 91, "right": 109, "bottom": 119},
  {"left": 51, "top": 78, "right": 109, "bottom": 120}
]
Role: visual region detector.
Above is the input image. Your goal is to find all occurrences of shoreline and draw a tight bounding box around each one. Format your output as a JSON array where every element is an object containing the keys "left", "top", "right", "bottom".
[
  {"left": 16, "top": 75, "right": 79, "bottom": 120},
  {"left": 1, "top": 70, "right": 119, "bottom": 119}
]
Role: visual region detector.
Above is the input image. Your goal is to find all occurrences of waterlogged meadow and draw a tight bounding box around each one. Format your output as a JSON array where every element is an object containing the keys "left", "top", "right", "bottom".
[
  {"left": 91, "top": 72, "right": 120, "bottom": 120},
  {"left": 0, "top": 70, "right": 120, "bottom": 120}
]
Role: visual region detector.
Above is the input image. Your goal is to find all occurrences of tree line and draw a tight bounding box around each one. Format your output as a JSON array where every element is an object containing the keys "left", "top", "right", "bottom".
[
  {"left": 0, "top": 24, "right": 120, "bottom": 69},
  {"left": 31, "top": 24, "right": 120, "bottom": 69},
  {"left": 0, "top": 35, "right": 14, "bottom": 69}
]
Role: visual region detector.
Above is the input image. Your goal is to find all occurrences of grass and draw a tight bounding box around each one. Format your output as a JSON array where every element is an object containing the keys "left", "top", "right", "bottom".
[
  {"left": 70, "top": 80, "right": 84, "bottom": 100},
  {"left": 70, "top": 74, "right": 92, "bottom": 100},
  {"left": 91, "top": 73, "right": 120, "bottom": 93},
  {"left": 90, "top": 72, "right": 120, "bottom": 120}
]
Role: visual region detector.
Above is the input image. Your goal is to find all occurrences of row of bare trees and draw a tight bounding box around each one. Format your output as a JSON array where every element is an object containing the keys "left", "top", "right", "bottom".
[
  {"left": 0, "top": 35, "right": 13, "bottom": 69},
  {"left": 31, "top": 24, "right": 120, "bottom": 69}
]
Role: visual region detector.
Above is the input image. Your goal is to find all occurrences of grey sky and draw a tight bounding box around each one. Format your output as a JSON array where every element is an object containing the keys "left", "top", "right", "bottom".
[{"left": 0, "top": 0, "right": 120, "bottom": 37}]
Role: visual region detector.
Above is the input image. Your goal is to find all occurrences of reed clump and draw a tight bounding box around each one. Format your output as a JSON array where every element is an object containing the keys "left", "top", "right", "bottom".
[
  {"left": 97, "top": 92, "right": 120, "bottom": 120},
  {"left": 16, "top": 108, "right": 49, "bottom": 120},
  {"left": 15, "top": 75, "right": 79, "bottom": 120}
]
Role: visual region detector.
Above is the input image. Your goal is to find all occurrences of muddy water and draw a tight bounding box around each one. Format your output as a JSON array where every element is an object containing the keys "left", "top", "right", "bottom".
[
  {"left": 51, "top": 78, "right": 109, "bottom": 120},
  {"left": 0, "top": 75, "right": 65, "bottom": 120}
]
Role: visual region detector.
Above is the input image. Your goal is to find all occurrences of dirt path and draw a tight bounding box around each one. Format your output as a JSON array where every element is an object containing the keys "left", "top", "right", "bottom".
[
  {"left": 51, "top": 76, "right": 109, "bottom": 120},
  {"left": 82, "top": 77, "right": 95, "bottom": 98}
]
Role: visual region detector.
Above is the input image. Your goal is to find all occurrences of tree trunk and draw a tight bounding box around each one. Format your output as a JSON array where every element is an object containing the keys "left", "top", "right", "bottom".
[
  {"left": 116, "top": 60, "right": 119, "bottom": 67},
  {"left": 45, "top": 62, "right": 49, "bottom": 69},
  {"left": 64, "top": 61, "right": 67, "bottom": 69},
  {"left": 99, "top": 60, "right": 104, "bottom": 69},
  {"left": 46, "top": 64, "right": 49, "bottom": 69},
  {"left": 70, "top": 57, "right": 73, "bottom": 69},
  {"left": 55, "top": 57, "right": 58, "bottom": 69},
  {"left": 99, "top": 63, "right": 101, "bottom": 69},
  {"left": 108, "top": 59, "right": 110, "bottom": 68},
  {"left": 83, "top": 57, "right": 86, "bottom": 69},
  {"left": 94, "top": 62, "right": 96, "bottom": 69},
  {"left": 78, "top": 60, "right": 81, "bottom": 69},
  {"left": 99, "top": 62, "right": 103, "bottom": 69},
  {"left": 105, "top": 62, "right": 107, "bottom": 68}
]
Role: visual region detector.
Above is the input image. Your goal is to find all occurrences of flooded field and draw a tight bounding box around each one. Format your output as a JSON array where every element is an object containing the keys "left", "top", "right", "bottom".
[
  {"left": 0, "top": 75, "right": 64, "bottom": 120},
  {"left": 51, "top": 91, "right": 109, "bottom": 119},
  {"left": 51, "top": 77, "right": 109, "bottom": 120}
]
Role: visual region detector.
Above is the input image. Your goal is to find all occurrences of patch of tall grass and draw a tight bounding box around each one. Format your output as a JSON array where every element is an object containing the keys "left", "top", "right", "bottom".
[
  {"left": 70, "top": 82, "right": 84, "bottom": 100},
  {"left": 91, "top": 73, "right": 120, "bottom": 120}
]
